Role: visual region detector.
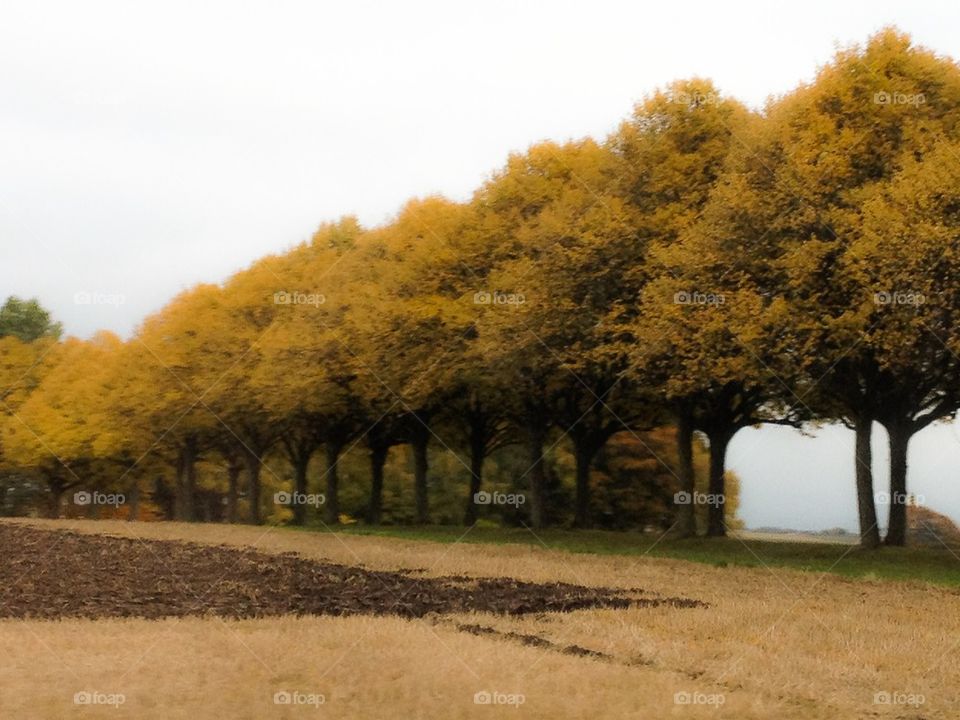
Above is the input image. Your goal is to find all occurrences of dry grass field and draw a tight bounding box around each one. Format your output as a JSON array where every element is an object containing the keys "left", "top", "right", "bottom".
[{"left": 1, "top": 518, "right": 956, "bottom": 719}]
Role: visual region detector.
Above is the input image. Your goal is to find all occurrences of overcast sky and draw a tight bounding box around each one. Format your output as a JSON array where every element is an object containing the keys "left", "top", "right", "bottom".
[{"left": 4, "top": 0, "right": 960, "bottom": 530}]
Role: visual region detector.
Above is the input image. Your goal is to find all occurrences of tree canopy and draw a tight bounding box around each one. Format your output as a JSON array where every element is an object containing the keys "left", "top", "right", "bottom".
[{"left": 2, "top": 28, "right": 957, "bottom": 547}]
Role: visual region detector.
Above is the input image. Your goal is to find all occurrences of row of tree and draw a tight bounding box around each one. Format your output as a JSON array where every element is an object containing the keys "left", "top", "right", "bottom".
[{"left": 2, "top": 29, "right": 958, "bottom": 547}]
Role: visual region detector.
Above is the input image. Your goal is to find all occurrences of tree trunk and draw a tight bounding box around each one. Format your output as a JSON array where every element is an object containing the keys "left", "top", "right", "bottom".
[
  {"left": 854, "top": 415, "right": 881, "bottom": 549},
  {"left": 366, "top": 442, "right": 388, "bottom": 525},
  {"left": 411, "top": 425, "right": 430, "bottom": 524},
  {"left": 464, "top": 434, "right": 486, "bottom": 526},
  {"left": 706, "top": 430, "right": 731, "bottom": 537},
  {"left": 675, "top": 409, "right": 697, "bottom": 538},
  {"left": 885, "top": 422, "right": 910, "bottom": 547},
  {"left": 572, "top": 435, "right": 599, "bottom": 529},
  {"left": 526, "top": 422, "right": 547, "bottom": 530},
  {"left": 324, "top": 440, "right": 341, "bottom": 525},
  {"left": 127, "top": 481, "right": 139, "bottom": 521},
  {"left": 46, "top": 484, "right": 63, "bottom": 519},
  {"left": 226, "top": 458, "right": 241, "bottom": 524},
  {"left": 174, "top": 455, "right": 184, "bottom": 520},
  {"left": 154, "top": 475, "right": 175, "bottom": 520},
  {"left": 176, "top": 436, "right": 198, "bottom": 522},
  {"left": 244, "top": 450, "right": 262, "bottom": 525},
  {"left": 292, "top": 453, "right": 310, "bottom": 526}
]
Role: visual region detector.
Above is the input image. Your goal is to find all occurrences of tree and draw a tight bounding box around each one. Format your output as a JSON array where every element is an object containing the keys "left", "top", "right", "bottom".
[
  {"left": 340, "top": 199, "right": 480, "bottom": 525},
  {"left": 591, "top": 426, "right": 742, "bottom": 532},
  {"left": 4, "top": 333, "right": 122, "bottom": 516},
  {"left": 466, "top": 139, "right": 640, "bottom": 528},
  {"left": 360, "top": 199, "right": 516, "bottom": 526},
  {"left": 765, "top": 28, "right": 960, "bottom": 547},
  {"left": 847, "top": 140, "right": 960, "bottom": 545},
  {"left": 610, "top": 79, "right": 778, "bottom": 537},
  {"left": 484, "top": 139, "right": 655, "bottom": 528},
  {"left": 254, "top": 217, "right": 370, "bottom": 525},
  {"left": 0, "top": 314, "right": 63, "bottom": 511},
  {"left": 0, "top": 296, "right": 62, "bottom": 342},
  {"left": 108, "top": 286, "right": 225, "bottom": 521},
  {"left": 439, "top": 382, "right": 513, "bottom": 526}
]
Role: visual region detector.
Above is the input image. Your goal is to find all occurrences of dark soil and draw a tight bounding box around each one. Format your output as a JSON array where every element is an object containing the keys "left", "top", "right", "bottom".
[
  {"left": 456, "top": 622, "right": 613, "bottom": 659},
  {"left": 0, "top": 523, "right": 706, "bottom": 621}
]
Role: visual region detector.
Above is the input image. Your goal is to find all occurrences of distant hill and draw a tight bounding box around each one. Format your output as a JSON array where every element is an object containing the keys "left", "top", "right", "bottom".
[
  {"left": 739, "top": 529, "right": 857, "bottom": 545},
  {"left": 749, "top": 527, "right": 853, "bottom": 536},
  {"left": 747, "top": 506, "right": 960, "bottom": 548}
]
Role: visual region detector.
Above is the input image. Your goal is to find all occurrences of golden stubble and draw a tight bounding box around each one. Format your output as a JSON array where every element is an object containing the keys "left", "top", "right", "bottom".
[{"left": 1, "top": 518, "right": 955, "bottom": 719}]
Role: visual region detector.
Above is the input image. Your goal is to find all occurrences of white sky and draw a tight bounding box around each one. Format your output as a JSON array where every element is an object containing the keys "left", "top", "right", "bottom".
[{"left": 3, "top": 0, "right": 960, "bottom": 530}]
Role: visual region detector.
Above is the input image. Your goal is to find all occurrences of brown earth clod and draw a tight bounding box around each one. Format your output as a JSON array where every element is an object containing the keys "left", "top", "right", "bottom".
[{"left": 0, "top": 524, "right": 707, "bottom": 621}]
